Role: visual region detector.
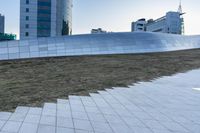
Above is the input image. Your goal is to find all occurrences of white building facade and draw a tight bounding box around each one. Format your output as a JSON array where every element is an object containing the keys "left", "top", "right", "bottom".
[
  {"left": 20, "top": 0, "right": 72, "bottom": 40},
  {"left": 132, "top": 12, "right": 184, "bottom": 35},
  {"left": 131, "top": 18, "right": 146, "bottom": 32},
  {"left": 0, "top": 14, "right": 5, "bottom": 33},
  {"left": 146, "top": 12, "right": 183, "bottom": 34}
]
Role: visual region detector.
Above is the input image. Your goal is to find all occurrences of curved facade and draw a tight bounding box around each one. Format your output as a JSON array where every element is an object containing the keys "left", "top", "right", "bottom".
[
  {"left": 56, "top": 0, "right": 73, "bottom": 36},
  {"left": 0, "top": 32, "right": 200, "bottom": 60}
]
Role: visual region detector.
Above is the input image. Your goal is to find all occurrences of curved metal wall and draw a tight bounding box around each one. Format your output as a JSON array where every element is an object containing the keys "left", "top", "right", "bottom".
[{"left": 0, "top": 32, "right": 199, "bottom": 60}]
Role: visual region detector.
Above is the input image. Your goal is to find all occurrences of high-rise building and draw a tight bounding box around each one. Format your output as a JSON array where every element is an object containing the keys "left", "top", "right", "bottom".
[
  {"left": 20, "top": 0, "right": 73, "bottom": 40},
  {"left": 0, "top": 14, "right": 5, "bottom": 33}
]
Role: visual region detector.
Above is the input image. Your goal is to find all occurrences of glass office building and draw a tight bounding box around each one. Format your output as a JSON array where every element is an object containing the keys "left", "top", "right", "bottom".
[
  {"left": 0, "top": 14, "right": 4, "bottom": 34},
  {"left": 20, "top": 0, "right": 72, "bottom": 40},
  {"left": 37, "top": 0, "right": 52, "bottom": 37}
]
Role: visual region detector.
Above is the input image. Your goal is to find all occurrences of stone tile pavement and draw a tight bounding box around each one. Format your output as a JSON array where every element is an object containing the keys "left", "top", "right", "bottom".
[{"left": 0, "top": 69, "right": 200, "bottom": 133}]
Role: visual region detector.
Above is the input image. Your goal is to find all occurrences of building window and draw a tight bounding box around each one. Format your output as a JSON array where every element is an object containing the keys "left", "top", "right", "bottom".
[
  {"left": 25, "top": 32, "right": 29, "bottom": 36},
  {"left": 26, "top": 8, "right": 29, "bottom": 12},
  {"left": 25, "top": 24, "right": 29, "bottom": 29},
  {"left": 26, "top": 0, "right": 29, "bottom": 4},
  {"left": 26, "top": 16, "right": 29, "bottom": 21}
]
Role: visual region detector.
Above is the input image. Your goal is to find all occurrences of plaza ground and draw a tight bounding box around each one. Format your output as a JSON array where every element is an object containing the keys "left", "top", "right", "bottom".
[{"left": 0, "top": 48, "right": 200, "bottom": 112}]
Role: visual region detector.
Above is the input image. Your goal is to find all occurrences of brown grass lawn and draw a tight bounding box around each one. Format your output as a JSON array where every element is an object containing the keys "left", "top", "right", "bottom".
[{"left": 0, "top": 49, "right": 200, "bottom": 111}]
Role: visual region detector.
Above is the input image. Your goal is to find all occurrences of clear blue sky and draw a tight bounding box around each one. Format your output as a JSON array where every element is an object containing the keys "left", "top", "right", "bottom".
[{"left": 0, "top": 0, "right": 200, "bottom": 39}]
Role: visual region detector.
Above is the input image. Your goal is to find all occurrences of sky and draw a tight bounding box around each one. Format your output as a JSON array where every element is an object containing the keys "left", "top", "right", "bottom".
[{"left": 0, "top": 0, "right": 200, "bottom": 39}]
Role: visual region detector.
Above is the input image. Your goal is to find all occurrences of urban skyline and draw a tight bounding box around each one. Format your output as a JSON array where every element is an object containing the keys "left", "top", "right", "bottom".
[{"left": 0, "top": 0, "right": 200, "bottom": 39}]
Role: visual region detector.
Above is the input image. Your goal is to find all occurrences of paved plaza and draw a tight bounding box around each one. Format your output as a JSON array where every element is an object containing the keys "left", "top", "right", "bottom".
[{"left": 0, "top": 69, "right": 200, "bottom": 133}]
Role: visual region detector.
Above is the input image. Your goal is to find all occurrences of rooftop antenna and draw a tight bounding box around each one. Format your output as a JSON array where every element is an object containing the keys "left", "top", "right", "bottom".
[
  {"left": 178, "top": 0, "right": 183, "bottom": 14},
  {"left": 177, "top": 0, "right": 185, "bottom": 35}
]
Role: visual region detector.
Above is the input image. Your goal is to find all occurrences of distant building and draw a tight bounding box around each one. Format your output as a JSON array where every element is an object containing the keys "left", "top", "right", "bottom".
[
  {"left": 0, "top": 14, "right": 16, "bottom": 41},
  {"left": 132, "top": 11, "right": 184, "bottom": 35},
  {"left": 131, "top": 18, "right": 146, "bottom": 32},
  {"left": 131, "top": 3, "right": 185, "bottom": 35},
  {"left": 91, "top": 28, "right": 107, "bottom": 34},
  {"left": 0, "top": 14, "right": 5, "bottom": 33},
  {"left": 146, "top": 12, "right": 184, "bottom": 34},
  {"left": 20, "top": 0, "right": 73, "bottom": 40}
]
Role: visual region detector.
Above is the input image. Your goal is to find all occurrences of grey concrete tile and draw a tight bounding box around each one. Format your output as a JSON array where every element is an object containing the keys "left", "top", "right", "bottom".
[
  {"left": 160, "top": 121, "right": 190, "bottom": 133},
  {"left": 151, "top": 129, "right": 173, "bottom": 133},
  {"left": 91, "top": 121, "right": 113, "bottom": 133},
  {"left": 93, "top": 99, "right": 110, "bottom": 108},
  {"left": 99, "top": 107, "right": 117, "bottom": 115},
  {"left": 89, "top": 94, "right": 102, "bottom": 99},
  {"left": 97, "top": 91, "right": 110, "bottom": 95},
  {"left": 72, "top": 112, "right": 88, "bottom": 120},
  {"left": 18, "top": 123, "right": 38, "bottom": 133},
  {"left": 85, "top": 106, "right": 100, "bottom": 114},
  {"left": 37, "top": 125, "right": 55, "bottom": 133},
  {"left": 40, "top": 115, "right": 56, "bottom": 126},
  {"left": 56, "top": 127, "right": 75, "bottom": 133},
  {"left": 15, "top": 106, "right": 30, "bottom": 115},
  {"left": 0, "top": 112, "right": 11, "bottom": 121},
  {"left": 28, "top": 107, "right": 42, "bottom": 115},
  {"left": 9, "top": 113, "right": 27, "bottom": 122},
  {"left": 44, "top": 103, "right": 57, "bottom": 110},
  {"left": 0, "top": 120, "right": 6, "bottom": 129},
  {"left": 143, "top": 120, "right": 168, "bottom": 130},
  {"left": 183, "top": 123, "right": 200, "bottom": 133},
  {"left": 70, "top": 100, "right": 83, "bottom": 106},
  {"left": 82, "top": 101, "right": 96, "bottom": 107},
  {"left": 24, "top": 114, "right": 40, "bottom": 124},
  {"left": 73, "top": 119, "right": 93, "bottom": 131},
  {"left": 1, "top": 121, "right": 22, "bottom": 133},
  {"left": 57, "top": 103, "right": 70, "bottom": 111},
  {"left": 42, "top": 108, "right": 56, "bottom": 116},
  {"left": 80, "top": 96, "right": 94, "bottom": 102},
  {"left": 75, "top": 129, "right": 94, "bottom": 133},
  {"left": 70, "top": 104, "right": 85, "bottom": 112},
  {"left": 57, "top": 117, "right": 74, "bottom": 128},
  {"left": 88, "top": 113, "right": 106, "bottom": 122},
  {"left": 148, "top": 112, "right": 173, "bottom": 122},
  {"left": 122, "top": 117, "right": 146, "bottom": 127},
  {"left": 104, "top": 115, "right": 123, "bottom": 124},
  {"left": 109, "top": 123, "right": 133, "bottom": 133},
  {"left": 57, "top": 109, "right": 72, "bottom": 118},
  {"left": 114, "top": 108, "right": 133, "bottom": 117},
  {"left": 132, "top": 111, "right": 153, "bottom": 120},
  {"left": 171, "top": 116, "right": 191, "bottom": 124},
  {"left": 129, "top": 126, "right": 153, "bottom": 133}
]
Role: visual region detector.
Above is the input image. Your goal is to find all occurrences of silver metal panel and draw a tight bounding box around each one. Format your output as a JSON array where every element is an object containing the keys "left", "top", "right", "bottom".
[{"left": 0, "top": 32, "right": 200, "bottom": 61}]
